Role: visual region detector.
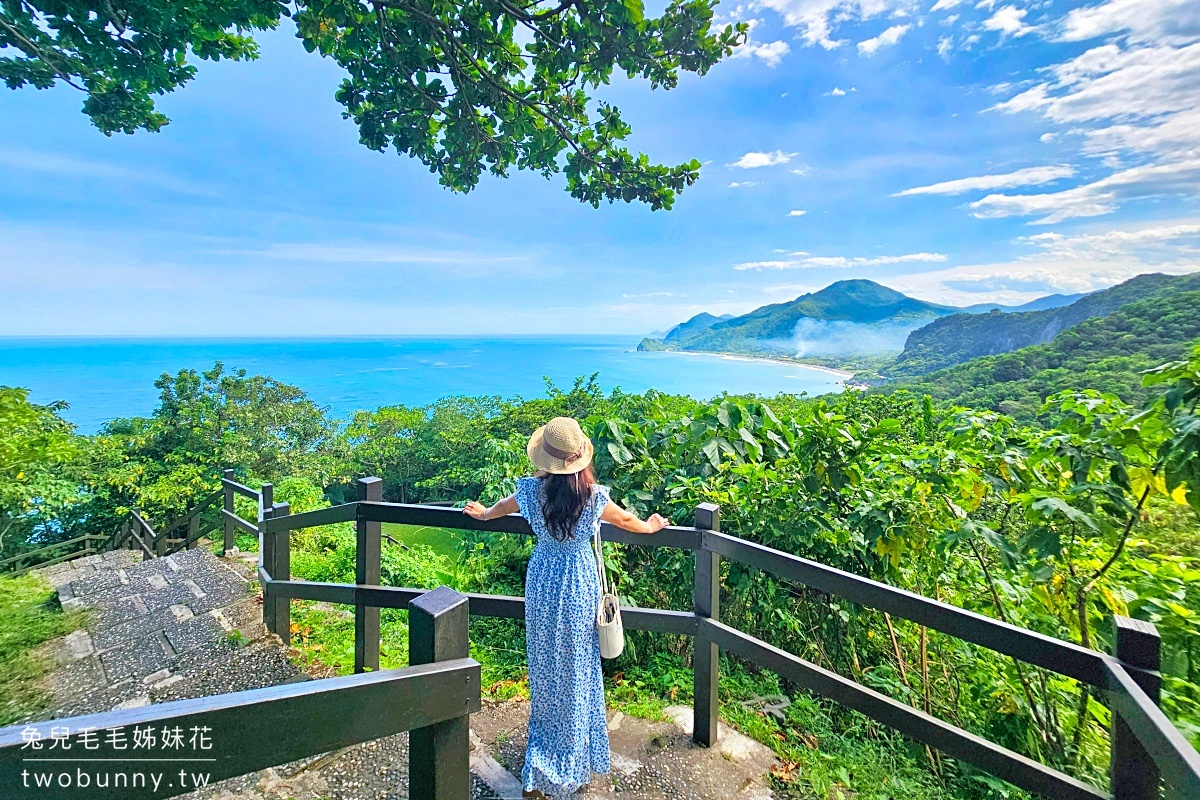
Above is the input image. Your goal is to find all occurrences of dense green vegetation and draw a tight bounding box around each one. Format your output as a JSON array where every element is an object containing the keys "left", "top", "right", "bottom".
[
  {"left": 892, "top": 273, "right": 1200, "bottom": 377},
  {"left": 892, "top": 289, "right": 1200, "bottom": 423},
  {"left": 3, "top": 340, "right": 1199, "bottom": 798}
]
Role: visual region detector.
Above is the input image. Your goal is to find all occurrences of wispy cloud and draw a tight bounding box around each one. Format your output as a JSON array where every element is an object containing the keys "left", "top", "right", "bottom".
[
  {"left": 728, "top": 181, "right": 763, "bottom": 188},
  {"left": 858, "top": 24, "right": 912, "bottom": 56},
  {"left": 894, "top": 165, "right": 1077, "bottom": 196},
  {"left": 728, "top": 150, "right": 800, "bottom": 168},
  {"left": 968, "top": 159, "right": 1200, "bottom": 223},
  {"left": 0, "top": 150, "right": 214, "bottom": 196},
  {"left": 787, "top": 210, "right": 808, "bottom": 216},
  {"left": 734, "top": 252, "right": 948, "bottom": 270}
]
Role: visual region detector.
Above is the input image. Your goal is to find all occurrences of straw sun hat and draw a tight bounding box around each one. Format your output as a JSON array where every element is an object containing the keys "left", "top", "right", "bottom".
[{"left": 527, "top": 417, "right": 594, "bottom": 475}]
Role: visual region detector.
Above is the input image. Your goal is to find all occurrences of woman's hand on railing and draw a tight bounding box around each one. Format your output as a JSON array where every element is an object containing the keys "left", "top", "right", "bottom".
[
  {"left": 600, "top": 502, "right": 669, "bottom": 534},
  {"left": 463, "top": 496, "right": 518, "bottom": 522}
]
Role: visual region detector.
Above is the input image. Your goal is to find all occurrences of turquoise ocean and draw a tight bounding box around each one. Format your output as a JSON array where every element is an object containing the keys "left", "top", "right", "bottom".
[{"left": 0, "top": 337, "right": 846, "bottom": 434}]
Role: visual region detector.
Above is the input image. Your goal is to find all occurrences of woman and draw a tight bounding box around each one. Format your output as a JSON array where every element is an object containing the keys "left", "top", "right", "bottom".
[{"left": 464, "top": 416, "right": 668, "bottom": 798}]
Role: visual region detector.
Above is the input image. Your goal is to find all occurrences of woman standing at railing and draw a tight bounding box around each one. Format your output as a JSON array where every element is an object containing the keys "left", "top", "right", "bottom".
[{"left": 465, "top": 416, "right": 668, "bottom": 798}]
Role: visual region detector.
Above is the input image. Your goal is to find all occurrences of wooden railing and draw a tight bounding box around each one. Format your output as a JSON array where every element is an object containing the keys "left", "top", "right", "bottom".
[
  {"left": 0, "top": 585, "right": 480, "bottom": 799},
  {"left": 0, "top": 534, "right": 111, "bottom": 576},
  {"left": 250, "top": 475, "right": 1200, "bottom": 800}
]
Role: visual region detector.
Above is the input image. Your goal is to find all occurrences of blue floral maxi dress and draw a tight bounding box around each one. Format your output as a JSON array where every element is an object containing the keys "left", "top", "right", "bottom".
[{"left": 514, "top": 476, "right": 612, "bottom": 794}]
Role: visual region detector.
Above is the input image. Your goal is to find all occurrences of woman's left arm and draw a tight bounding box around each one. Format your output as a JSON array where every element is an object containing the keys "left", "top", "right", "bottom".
[{"left": 464, "top": 495, "right": 519, "bottom": 521}]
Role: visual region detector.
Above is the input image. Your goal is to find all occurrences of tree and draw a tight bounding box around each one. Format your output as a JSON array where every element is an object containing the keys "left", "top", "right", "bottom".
[
  {"left": 1, "top": 0, "right": 744, "bottom": 208},
  {"left": 0, "top": 387, "right": 79, "bottom": 557}
]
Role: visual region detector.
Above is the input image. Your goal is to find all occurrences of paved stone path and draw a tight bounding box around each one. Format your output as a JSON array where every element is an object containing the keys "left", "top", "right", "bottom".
[{"left": 31, "top": 548, "right": 779, "bottom": 799}]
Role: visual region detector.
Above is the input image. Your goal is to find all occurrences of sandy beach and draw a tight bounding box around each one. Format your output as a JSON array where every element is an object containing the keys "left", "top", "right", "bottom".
[{"left": 652, "top": 348, "right": 857, "bottom": 380}]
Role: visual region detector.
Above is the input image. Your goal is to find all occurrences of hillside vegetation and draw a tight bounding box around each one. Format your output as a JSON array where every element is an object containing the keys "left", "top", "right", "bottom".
[
  {"left": 891, "top": 288, "right": 1200, "bottom": 421},
  {"left": 892, "top": 273, "right": 1200, "bottom": 377}
]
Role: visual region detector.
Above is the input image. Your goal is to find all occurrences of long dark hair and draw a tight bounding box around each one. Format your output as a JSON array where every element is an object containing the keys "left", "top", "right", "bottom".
[{"left": 540, "top": 465, "right": 596, "bottom": 541}]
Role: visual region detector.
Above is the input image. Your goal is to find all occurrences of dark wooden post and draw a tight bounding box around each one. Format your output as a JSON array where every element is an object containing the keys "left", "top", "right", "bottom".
[
  {"left": 153, "top": 519, "right": 167, "bottom": 557},
  {"left": 693, "top": 502, "right": 720, "bottom": 748},
  {"left": 222, "top": 469, "right": 235, "bottom": 555},
  {"left": 187, "top": 514, "right": 199, "bottom": 551},
  {"left": 268, "top": 503, "right": 291, "bottom": 644},
  {"left": 260, "top": 502, "right": 275, "bottom": 633},
  {"left": 256, "top": 482, "right": 274, "bottom": 571},
  {"left": 1111, "top": 615, "right": 1162, "bottom": 800},
  {"left": 355, "top": 477, "right": 384, "bottom": 673},
  {"left": 409, "top": 586, "right": 471, "bottom": 800}
]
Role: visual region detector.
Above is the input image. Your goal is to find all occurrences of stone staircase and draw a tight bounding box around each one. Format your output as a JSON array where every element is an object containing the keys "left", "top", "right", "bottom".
[{"left": 30, "top": 548, "right": 779, "bottom": 799}]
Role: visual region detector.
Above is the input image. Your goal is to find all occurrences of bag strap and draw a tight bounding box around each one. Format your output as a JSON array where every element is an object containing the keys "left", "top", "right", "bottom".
[{"left": 593, "top": 523, "right": 611, "bottom": 597}]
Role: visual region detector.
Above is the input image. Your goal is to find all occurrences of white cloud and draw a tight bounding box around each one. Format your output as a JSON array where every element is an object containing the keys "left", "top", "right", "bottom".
[
  {"left": 788, "top": 210, "right": 809, "bottom": 216},
  {"left": 858, "top": 24, "right": 912, "bottom": 56},
  {"left": 622, "top": 291, "right": 687, "bottom": 299},
  {"left": 734, "top": 39, "right": 793, "bottom": 66},
  {"left": 790, "top": 165, "right": 813, "bottom": 176},
  {"left": 992, "top": 42, "right": 1200, "bottom": 126},
  {"left": 936, "top": 35, "right": 954, "bottom": 57},
  {"left": 1059, "top": 0, "right": 1200, "bottom": 45},
  {"left": 983, "top": 6, "right": 1037, "bottom": 38},
  {"left": 888, "top": 219, "right": 1200, "bottom": 306},
  {"left": 894, "top": 165, "right": 1076, "bottom": 196},
  {"left": 734, "top": 252, "right": 948, "bottom": 270},
  {"left": 968, "top": 158, "right": 1200, "bottom": 223},
  {"left": 728, "top": 150, "right": 800, "bottom": 168},
  {"left": 753, "top": 0, "right": 919, "bottom": 50},
  {"left": 931, "top": 0, "right": 966, "bottom": 10},
  {"left": 830, "top": 86, "right": 848, "bottom": 96},
  {"left": 729, "top": 181, "right": 763, "bottom": 188}
]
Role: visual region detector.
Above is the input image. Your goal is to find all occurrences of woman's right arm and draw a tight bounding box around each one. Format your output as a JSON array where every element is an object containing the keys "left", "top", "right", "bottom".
[{"left": 600, "top": 501, "right": 669, "bottom": 534}]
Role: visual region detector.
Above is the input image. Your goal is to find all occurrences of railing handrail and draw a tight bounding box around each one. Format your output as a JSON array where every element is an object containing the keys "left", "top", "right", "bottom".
[{"left": 255, "top": 491, "right": 1200, "bottom": 800}]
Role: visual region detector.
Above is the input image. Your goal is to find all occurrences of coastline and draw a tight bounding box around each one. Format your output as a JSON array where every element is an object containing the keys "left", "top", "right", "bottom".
[{"left": 650, "top": 347, "right": 856, "bottom": 380}]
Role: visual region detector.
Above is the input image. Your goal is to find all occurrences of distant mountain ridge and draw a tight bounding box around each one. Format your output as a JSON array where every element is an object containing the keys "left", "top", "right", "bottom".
[
  {"left": 962, "top": 293, "right": 1086, "bottom": 314},
  {"left": 889, "top": 273, "right": 1200, "bottom": 377},
  {"left": 639, "top": 280, "right": 957, "bottom": 357},
  {"left": 664, "top": 312, "right": 733, "bottom": 344}
]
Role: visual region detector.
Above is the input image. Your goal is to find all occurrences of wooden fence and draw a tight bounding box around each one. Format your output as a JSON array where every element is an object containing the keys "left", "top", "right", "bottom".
[{"left": 250, "top": 475, "right": 1200, "bottom": 800}]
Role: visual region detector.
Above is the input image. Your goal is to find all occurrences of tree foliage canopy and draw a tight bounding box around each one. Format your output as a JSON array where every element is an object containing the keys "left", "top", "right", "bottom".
[{"left": 1, "top": 0, "right": 743, "bottom": 208}]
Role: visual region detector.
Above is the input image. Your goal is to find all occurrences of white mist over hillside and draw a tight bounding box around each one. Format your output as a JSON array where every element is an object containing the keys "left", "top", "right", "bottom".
[{"left": 787, "top": 319, "right": 930, "bottom": 356}]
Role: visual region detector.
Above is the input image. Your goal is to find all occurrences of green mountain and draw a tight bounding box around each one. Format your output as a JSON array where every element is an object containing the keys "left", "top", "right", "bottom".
[
  {"left": 649, "top": 280, "right": 956, "bottom": 357},
  {"left": 890, "top": 273, "right": 1200, "bottom": 377},
  {"left": 891, "top": 286, "right": 1200, "bottom": 421},
  {"left": 664, "top": 312, "right": 733, "bottom": 344}
]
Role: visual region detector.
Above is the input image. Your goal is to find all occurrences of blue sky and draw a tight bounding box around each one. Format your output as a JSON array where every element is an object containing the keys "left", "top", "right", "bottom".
[{"left": 1, "top": 0, "right": 1197, "bottom": 335}]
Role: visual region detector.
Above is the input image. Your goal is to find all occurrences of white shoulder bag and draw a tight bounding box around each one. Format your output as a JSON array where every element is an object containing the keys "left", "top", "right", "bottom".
[{"left": 593, "top": 524, "right": 625, "bottom": 659}]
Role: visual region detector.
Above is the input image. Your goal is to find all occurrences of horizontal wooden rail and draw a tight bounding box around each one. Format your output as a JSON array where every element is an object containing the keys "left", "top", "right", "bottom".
[
  {"left": 157, "top": 490, "right": 223, "bottom": 539},
  {"left": 0, "top": 656, "right": 479, "bottom": 800},
  {"left": 356, "top": 501, "right": 702, "bottom": 550},
  {"left": 261, "top": 571, "right": 698, "bottom": 635},
  {"left": 0, "top": 534, "right": 105, "bottom": 569},
  {"left": 700, "top": 618, "right": 1109, "bottom": 800},
  {"left": 703, "top": 530, "right": 1111, "bottom": 689},
  {"left": 262, "top": 502, "right": 357, "bottom": 533},
  {"left": 222, "top": 478, "right": 261, "bottom": 501},
  {"left": 221, "top": 509, "right": 258, "bottom": 536}
]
